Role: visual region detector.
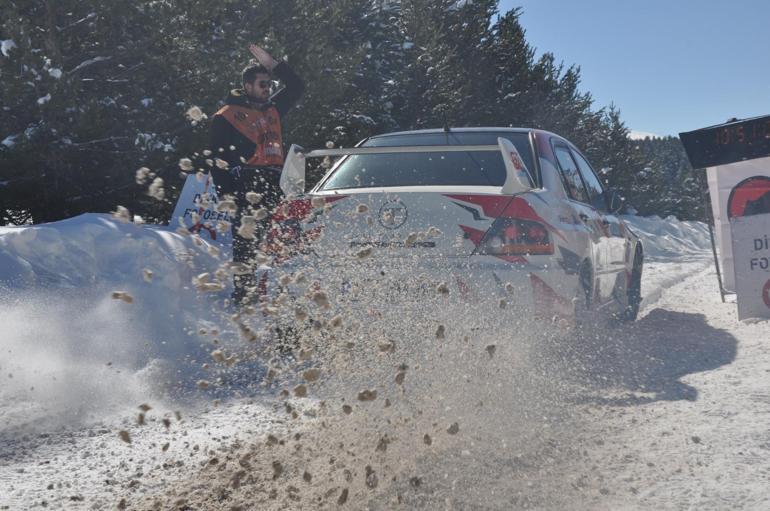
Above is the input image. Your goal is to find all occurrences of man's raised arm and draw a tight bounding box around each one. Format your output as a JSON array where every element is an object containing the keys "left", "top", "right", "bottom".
[{"left": 249, "top": 44, "right": 305, "bottom": 117}]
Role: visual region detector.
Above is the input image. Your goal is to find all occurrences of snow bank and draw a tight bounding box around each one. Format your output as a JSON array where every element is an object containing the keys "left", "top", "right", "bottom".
[
  {"left": 0, "top": 214, "right": 237, "bottom": 429},
  {"left": 0, "top": 213, "right": 221, "bottom": 290},
  {"left": 622, "top": 214, "right": 711, "bottom": 260}
]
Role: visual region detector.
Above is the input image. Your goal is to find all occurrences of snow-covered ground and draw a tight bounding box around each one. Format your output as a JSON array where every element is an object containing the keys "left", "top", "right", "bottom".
[{"left": 2, "top": 213, "right": 767, "bottom": 510}]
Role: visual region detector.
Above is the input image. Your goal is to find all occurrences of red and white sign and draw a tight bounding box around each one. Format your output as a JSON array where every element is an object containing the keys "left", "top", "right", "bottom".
[{"left": 707, "top": 156, "right": 770, "bottom": 293}]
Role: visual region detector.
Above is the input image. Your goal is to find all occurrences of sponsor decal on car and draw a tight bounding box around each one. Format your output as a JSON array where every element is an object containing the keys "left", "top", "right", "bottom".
[{"left": 378, "top": 199, "right": 408, "bottom": 229}]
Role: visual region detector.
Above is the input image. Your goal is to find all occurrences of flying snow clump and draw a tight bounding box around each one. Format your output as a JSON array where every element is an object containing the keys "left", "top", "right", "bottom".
[
  {"left": 111, "top": 291, "right": 134, "bottom": 304},
  {"left": 216, "top": 200, "right": 238, "bottom": 215},
  {"left": 178, "top": 158, "right": 194, "bottom": 171},
  {"left": 312, "top": 291, "right": 330, "bottom": 309},
  {"left": 355, "top": 247, "right": 373, "bottom": 259},
  {"left": 135, "top": 167, "right": 151, "bottom": 185},
  {"left": 112, "top": 205, "right": 131, "bottom": 222},
  {"left": 148, "top": 177, "right": 165, "bottom": 200},
  {"left": 186, "top": 106, "right": 207, "bottom": 122},
  {"left": 237, "top": 216, "right": 257, "bottom": 239},
  {"left": 246, "top": 192, "right": 262, "bottom": 205}
]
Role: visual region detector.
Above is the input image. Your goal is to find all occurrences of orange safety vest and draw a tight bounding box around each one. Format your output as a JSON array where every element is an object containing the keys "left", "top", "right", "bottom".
[{"left": 215, "top": 104, "right": 284, "bottom": 167}]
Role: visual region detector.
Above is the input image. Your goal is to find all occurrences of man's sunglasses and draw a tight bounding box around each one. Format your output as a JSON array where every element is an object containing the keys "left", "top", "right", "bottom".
[{"left": 256, "top": 80, "right": 272, "bottom": 89}]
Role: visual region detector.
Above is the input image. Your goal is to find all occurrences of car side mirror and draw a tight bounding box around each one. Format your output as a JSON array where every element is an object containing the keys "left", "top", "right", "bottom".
[{"left": 605, "top": 189, "right": 624, "bottom": 214}]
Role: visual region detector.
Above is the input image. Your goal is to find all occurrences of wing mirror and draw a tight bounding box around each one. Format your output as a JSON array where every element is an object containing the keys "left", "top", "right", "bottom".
[{"left": 605, "top": 189, "right": 624, "bottom": 214}]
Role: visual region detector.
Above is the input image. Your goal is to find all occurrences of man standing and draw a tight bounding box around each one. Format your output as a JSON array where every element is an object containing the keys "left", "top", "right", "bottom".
[{"left": 210, "top": 44, "right": 304, "bottom": 305}]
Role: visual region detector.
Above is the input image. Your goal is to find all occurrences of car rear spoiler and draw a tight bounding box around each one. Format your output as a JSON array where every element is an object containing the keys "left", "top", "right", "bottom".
[{"left": 279, "top": 138, "right": 535, "bottom": 197}]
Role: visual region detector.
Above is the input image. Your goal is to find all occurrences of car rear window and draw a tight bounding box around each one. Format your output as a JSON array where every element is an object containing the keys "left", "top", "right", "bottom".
[{"left": 318, "top": 132, "right": 535, "bottom": 191}]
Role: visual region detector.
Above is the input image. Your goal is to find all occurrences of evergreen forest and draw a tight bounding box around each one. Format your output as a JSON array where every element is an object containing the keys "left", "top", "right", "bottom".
[{"left": 0, "top": 0, "right": 703, "bottom": 225}]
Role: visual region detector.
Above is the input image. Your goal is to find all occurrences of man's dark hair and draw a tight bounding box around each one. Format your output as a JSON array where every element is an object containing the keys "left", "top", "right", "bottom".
[{"left": 242, "top": 61, "right": 271, "bottom": 85}]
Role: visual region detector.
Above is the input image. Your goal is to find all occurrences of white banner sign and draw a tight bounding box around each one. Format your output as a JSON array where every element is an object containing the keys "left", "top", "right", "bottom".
[
  {"left": 169, "top": 173, "right": 232, "bottom": 245},
  {"left": 731, "top": 213, "right": 770, "bottom": 320},
  {"left": 706, "top": 156, "right": 770, "bottom": 292}
]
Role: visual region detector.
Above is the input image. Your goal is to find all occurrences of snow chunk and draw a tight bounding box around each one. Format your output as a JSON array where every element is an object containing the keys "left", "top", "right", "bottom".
[
  {"left": 48, "top": 68, "right": 62, "bottom": 79},
  {"left": 147, "top": 177, "right": 165, "bottom": 201},
  {"left": 178, "top": 158, "right": 194, "bottom": 171},
  {"left": 135, "top": 167, "right": 151, "bottom": 185},
  {"left": 37, "top": 94, "right": 51, "bottom": 105},
  {"left": 186, "top": 106, "right": 206, "bottom": 122},
  {"left": 1, "top": 39, "right": 16, "bottom": 57}
]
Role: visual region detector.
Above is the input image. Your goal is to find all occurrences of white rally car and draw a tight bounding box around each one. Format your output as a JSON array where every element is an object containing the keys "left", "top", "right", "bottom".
[{"left": 261, "top": 127, "right": 643, "bottom": 328}]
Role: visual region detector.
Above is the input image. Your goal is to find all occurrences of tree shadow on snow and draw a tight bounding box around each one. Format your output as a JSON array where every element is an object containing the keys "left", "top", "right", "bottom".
[{"left": 542, "top": 309, "right": 738, "bottom": 406}]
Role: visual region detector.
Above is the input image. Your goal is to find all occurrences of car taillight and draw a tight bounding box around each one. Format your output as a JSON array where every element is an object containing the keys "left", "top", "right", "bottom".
[{"left": 478, "top": 218, "right": 554, "bottom": 256}]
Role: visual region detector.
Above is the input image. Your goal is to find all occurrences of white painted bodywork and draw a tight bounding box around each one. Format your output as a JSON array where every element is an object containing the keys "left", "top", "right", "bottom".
[{"left": 265, "top": 129, "right": 642, "bottom": 323}]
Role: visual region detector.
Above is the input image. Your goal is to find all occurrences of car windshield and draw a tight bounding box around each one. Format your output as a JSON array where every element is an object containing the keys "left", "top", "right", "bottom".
[{"left": 318, "top": 131, "right": 535, "bottom": 190}]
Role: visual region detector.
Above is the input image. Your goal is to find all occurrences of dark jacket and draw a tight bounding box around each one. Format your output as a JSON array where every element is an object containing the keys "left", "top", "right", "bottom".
[{"left": 210, "top": 61, "right": 304, "bottom": 175}]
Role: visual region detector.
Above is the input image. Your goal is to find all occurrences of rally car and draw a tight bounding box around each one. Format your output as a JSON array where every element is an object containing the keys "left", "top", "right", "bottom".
[{"left": 262, "top": 127, "right": 643, "bottom": 327}]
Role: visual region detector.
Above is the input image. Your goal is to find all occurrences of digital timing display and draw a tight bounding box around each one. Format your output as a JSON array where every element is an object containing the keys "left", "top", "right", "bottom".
[{"left": 680, "top": 115, "right": 770, "bottom": 169}]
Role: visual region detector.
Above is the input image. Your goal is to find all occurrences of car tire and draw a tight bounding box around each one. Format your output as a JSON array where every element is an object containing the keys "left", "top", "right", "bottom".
[{"left": 620, "top": 248, "right": 643, "bottom": 322}]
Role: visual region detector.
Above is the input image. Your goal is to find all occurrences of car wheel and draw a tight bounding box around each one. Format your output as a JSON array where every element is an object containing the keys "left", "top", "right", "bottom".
[{"left": 620, "top": 248, "right": 643, "bottom": 322}]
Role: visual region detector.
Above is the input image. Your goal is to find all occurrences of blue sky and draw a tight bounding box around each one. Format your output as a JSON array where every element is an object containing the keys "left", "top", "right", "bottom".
[{"left": 496, "top": 0, "right": 770, "bottom": 137}]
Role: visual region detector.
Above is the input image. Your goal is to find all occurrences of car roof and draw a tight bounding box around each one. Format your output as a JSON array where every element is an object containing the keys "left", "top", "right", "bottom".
[{"left": 366, "top": 127, "right": 561, "bottom": 140}]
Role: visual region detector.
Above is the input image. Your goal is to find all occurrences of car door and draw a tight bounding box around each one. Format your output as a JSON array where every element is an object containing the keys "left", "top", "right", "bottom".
[
  {"left": 551, "top": 142, "right": 610, "bottom": 304},
  {"left": 569, "top": 147, "right": 628, "bottom": 300}
]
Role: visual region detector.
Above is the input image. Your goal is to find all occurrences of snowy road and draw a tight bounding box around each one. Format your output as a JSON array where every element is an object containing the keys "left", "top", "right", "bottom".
[
  {"left": 4, "top": 260, "right": 769, "bottom": 510},
  {"left": 2, "top": 215, "right": 769, "bottom": 510},
  {"left": 565, "top": 265, "right": 770, "bottom": 511}
]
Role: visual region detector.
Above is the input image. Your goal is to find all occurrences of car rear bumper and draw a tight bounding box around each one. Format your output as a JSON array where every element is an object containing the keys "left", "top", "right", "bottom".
[{"left": 257, "top": 254, "right": 578, "bottom": 327}]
